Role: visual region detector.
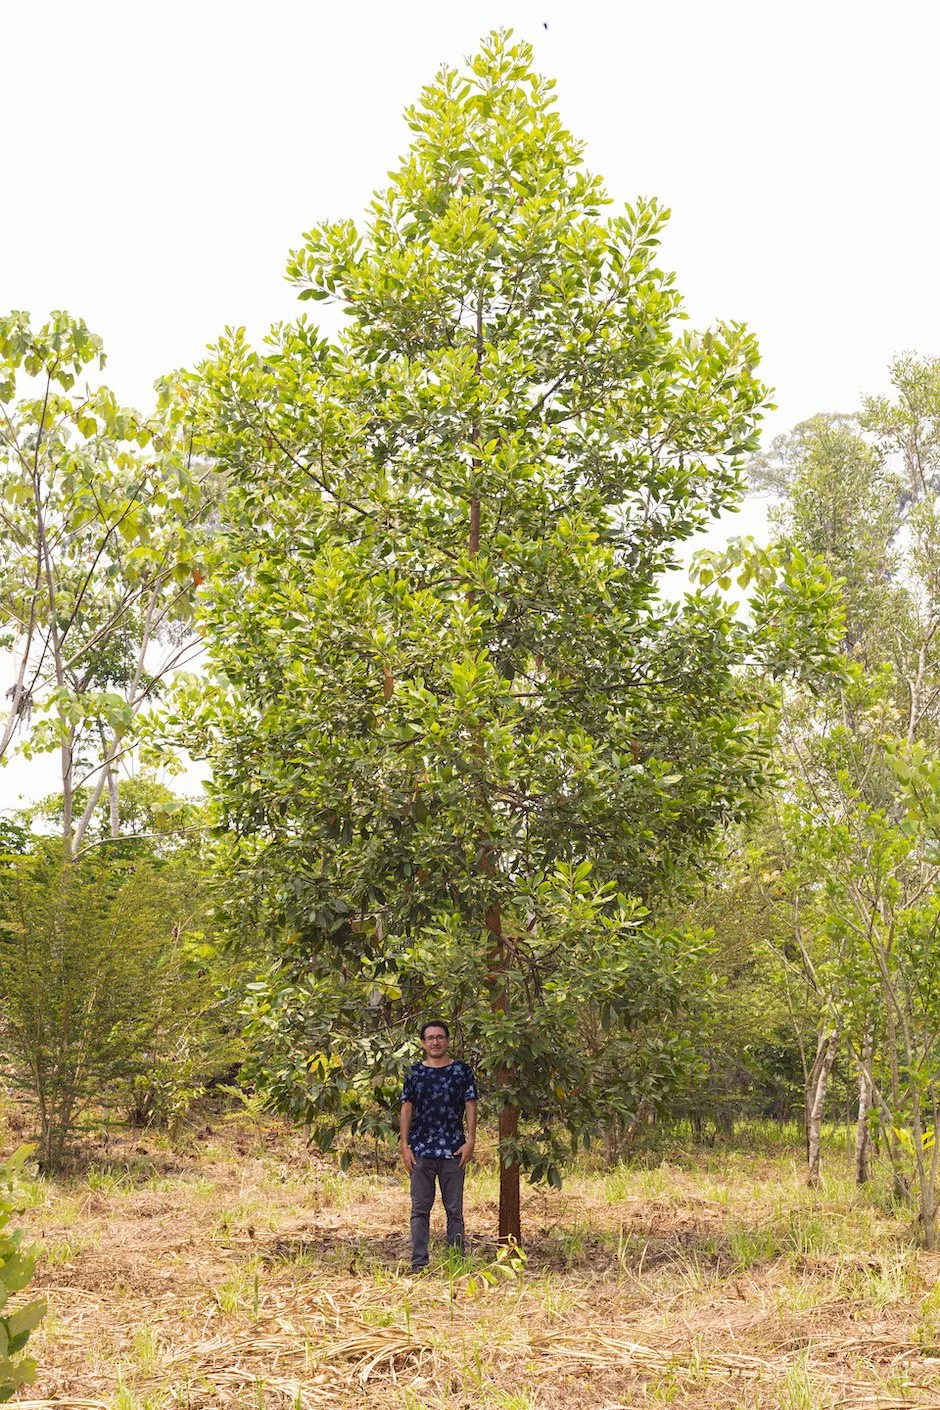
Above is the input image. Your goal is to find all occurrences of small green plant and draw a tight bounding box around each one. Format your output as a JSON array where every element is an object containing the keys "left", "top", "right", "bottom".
[
  {"left": 530, "top": 1268, "right": 578, "bottom": 1316},
  {"left": 212, "top": 1258, "right": 262, "bottom": 1317},
  {"left": 359, "top": 1305, "right": 397, "bottom": 1328},
  {"left": 43, "top": 1231, "right": 101, "bottom": 1266},
  {"left": 645, "top": 1366, "right": 684, "bottom": 1405},
  {"left": 112, "top": 1370, "right": 168, "bottom": 1410},
  {"left": 87, "top": 1165, "right": 134, "bottom": 1195},
  {"left": 858, "top": 1247, "right": 918, "bottom": 1309},
  {"left": 0, "top": 1147, "right": 46, "bottom": 1403},
  {"left": 603, "top": 1166, "right": 637, "bottom": 1203},
  {"left": 219, "top": 1084, "right": 272, "bottom": 1136},
  {"left": 113, "top": 1372, "right": 140, "bottom": 1410},
  {"left": 213, "top": 1270, "right": 248, "bottom": 1315},
  {"left": 133, "top": 1324, "right": 159, "bottom": 1376},
  {"left": 633, "top": 1164, "right": 673, "bottom": 1200},
  {"left": 130, "top": 1065, "right": 205, "bottom": 1143},
  {"left": 460, "top": 1242, "right": 528, "bottom": 1298},
  {"left": 777, "top": 1353, "right": 831, "bottom": 1409},
  {"left": 673, "top": 1250, "right": 719, "bottom": 1296},
  {"left": 727, "top": 1225, "right": 781, "bottom": 1269},
  {"left": 781, "top": 1211, "right": 831, "bottom": 1256},
  {"left": 612, "top": 1223, "right": 649, "bottom": 1277},
  {"left": 549, "top": 1221, "right": 587, "bottom": 1266}
]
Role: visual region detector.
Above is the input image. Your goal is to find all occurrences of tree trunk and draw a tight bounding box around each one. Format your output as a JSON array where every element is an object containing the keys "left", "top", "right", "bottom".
[
  {"left": 855, "top": 1032, "right": 873, "bottom": 1185},
  {"left": 883, "top": 993, "right": 910, "bottom": 1200},
  {"left": 909, "top": 1080, "right": 940, "bottom": 1249},
  {"left": 925, "top": 1093, "right": 940, "bottom": 1251},
  {"left": 99, "top": 721, "right": 121, "bottom": 839},
  {"left": 38, "top": 1099, "right": 70, "bottom": 1174},
  {"left": 498, "top": 1101, "right": 521, "bottom": 1243},
  {"left": 107, "top": 763, "right": 120, "bottom": 838},
  {"left": 468, "top": 294, "right": 521, "bottom": 1242},
  {"left": 485, "top": 898, "right": 521, "bottom": 1244},
  {"left": 60, "top": 730, "right": 74, "bottom": 847},
  {"left": 806, "top": 1028, "right": 838, "bottom": 1188}
]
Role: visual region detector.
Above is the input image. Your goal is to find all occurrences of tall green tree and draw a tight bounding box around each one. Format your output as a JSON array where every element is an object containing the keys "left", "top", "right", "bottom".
[{"left": 183, "top": 32, "right": 840, "bottom": 1241}]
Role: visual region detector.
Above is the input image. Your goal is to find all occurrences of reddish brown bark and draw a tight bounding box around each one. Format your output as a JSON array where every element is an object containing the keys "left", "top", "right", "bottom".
[
  {"left": 486, "top": 897, "right": 522, "bottom": 1244},
  {"left": 498, "top": 1100, "right": 521, "bottom": 1243}
]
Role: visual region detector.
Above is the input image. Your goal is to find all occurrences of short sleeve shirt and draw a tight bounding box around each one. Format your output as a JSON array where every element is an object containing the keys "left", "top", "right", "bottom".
[{"left": 401, "top": 1060, "right": 478, "bottom": 1158}]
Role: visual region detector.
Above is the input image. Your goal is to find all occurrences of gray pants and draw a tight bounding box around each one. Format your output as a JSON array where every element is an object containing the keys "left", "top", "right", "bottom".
[{"left": 409, "top": 1156, "right": 465, "bottom": 1269}]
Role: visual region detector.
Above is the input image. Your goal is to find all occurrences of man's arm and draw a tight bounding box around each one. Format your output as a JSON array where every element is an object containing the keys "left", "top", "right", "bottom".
[
  {"left": 400, "top": 1100, "right": 416, "bottom": 1173},
  {"left": 456, "top": 1098, "right": 477, "bottom": 1168}
]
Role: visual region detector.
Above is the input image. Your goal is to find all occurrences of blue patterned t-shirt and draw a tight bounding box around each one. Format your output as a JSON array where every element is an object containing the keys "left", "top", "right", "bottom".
[{"left": 401, "top": 1060, "right": 478, "bottom": 1158}]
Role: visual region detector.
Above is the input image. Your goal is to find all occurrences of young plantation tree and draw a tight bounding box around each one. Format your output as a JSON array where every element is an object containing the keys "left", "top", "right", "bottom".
[
  {"left": 185, "top": 33, "right": 840, "bottom": 1241},
  {"left": 0, "top": 820, "right": 225, "bottom": 1171},
  {"left": 0, "top": 312, "right": 211, "bottom": 857}
]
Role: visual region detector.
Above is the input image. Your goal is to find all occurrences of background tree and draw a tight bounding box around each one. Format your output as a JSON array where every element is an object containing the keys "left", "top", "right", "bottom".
[
  {"left": 0, "top": 312, "right": 213, "bottom": 858},
  {"left": 665, "top": 830, "right": 807, "bottom": 1139},
  {"left": 734, "top": 358, "right": 940, "bottom": 1235},
  {"left": 181, "top": 32, "right": 841, "bottom": 1242}
]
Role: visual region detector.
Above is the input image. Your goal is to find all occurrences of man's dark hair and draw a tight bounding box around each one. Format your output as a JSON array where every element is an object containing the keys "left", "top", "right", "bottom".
[{"left": 420, "top": 1019, "right": 450, "bottom": 1039}]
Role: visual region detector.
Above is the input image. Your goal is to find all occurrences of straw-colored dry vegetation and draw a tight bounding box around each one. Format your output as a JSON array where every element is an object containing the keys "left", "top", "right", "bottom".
[{"left": 7, "top": 1109, "right": 940, "bottom": 1410}]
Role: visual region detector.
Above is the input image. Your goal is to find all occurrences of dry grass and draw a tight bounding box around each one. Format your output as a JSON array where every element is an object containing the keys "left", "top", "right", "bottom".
[{"left": 4, "top": 1117, "right": 940, "bottom": 1408}]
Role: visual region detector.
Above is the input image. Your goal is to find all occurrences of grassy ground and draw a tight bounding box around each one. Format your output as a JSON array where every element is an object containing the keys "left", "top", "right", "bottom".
[{"left": 5, "top": 1115, "right": 940, "bottom": 1408}]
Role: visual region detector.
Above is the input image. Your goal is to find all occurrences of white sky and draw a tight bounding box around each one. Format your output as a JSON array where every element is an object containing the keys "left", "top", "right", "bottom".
[{"left": 3, "top": 0, "right": 938, "bottom": 803}]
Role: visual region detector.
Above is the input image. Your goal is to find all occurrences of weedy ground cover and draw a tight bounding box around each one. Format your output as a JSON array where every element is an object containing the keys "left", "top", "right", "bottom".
[{"left": 3, "top": 1115, "right": 940, "bottom": 1408}]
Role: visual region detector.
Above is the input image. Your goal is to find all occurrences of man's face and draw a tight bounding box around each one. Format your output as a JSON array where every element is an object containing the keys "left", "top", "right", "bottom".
[{"left": 421, "top": 1026, "right": 450, "bottom": 1058}]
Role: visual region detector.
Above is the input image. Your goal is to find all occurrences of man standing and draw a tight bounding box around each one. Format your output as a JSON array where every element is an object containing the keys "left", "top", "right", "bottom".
[{"left": 400, "top": 1019, "right": 478, "bottom": 1273}]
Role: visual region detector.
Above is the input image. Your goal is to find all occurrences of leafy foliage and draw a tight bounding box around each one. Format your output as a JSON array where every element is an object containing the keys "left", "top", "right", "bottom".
[
  {"left": 0, "top": 1148, "right": 44, "bottom": 1402},
  {"left": 239, "top": 878, "right": 718, "bottom": 1182}
]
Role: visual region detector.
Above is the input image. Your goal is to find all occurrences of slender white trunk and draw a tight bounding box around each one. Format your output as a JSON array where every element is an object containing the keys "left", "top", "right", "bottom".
[
  {"left": 807, "top": 1029, "right": 839, "bottom": 1189},
  {"left": 107, "top": 764, "right": 120, "bottom": 837},
  {"left": 855, "top": 1052, "right": 873, "bottom": 1184},
  {"left": 70, "top": 582, "right": 160, "bottom": 857}
]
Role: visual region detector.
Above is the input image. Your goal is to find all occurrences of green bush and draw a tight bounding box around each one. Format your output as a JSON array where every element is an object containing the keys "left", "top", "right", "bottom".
[
  {"left": 0, "top": 1147, "right": 44, "bottom": 1401},
  {"left": 0, "top": 842, "right": 234, "bottom": 1169},
  {"left": 125, "top": 932, "right": 245, "bottom": 1139}
]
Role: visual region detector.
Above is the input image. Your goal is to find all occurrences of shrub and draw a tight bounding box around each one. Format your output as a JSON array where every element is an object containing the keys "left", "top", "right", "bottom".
[{"left": 0, "top": 843, "right": 229, "bottom": 1168}]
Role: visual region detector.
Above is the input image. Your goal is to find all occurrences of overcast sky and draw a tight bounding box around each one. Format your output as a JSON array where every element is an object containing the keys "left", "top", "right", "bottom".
[
  {"left": 3, "top": 0, "right": 938, "bottom": 803},
  {"left": 7, "top": 0, "right": 938, "bottom": 426}
]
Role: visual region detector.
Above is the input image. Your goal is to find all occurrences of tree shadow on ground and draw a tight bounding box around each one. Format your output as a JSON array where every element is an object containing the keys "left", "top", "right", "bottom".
[{"left": 261, "top": 1226, "right": 722, "bottom": 1275}]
